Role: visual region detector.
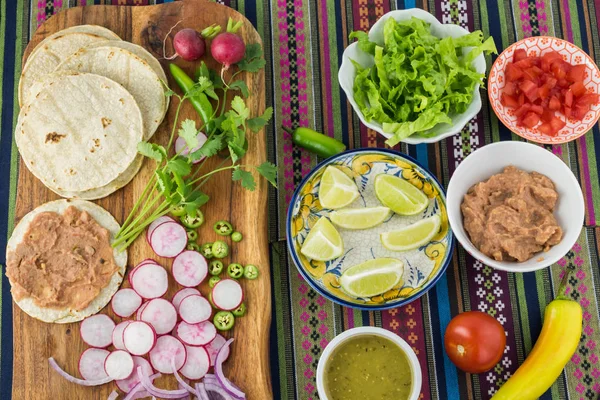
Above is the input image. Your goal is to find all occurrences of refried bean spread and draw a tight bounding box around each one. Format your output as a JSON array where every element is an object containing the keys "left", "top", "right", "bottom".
[
  {"left": 6, "top": 206, "right": 118, "bottom": 311},
  {"left": 461, "top": 166, "right": 563, "bottom": 262}
]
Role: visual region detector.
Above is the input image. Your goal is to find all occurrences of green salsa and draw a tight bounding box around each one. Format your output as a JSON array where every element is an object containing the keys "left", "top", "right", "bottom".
[{"left": 324, "top": 334, "right": 412, "bottom": 400}]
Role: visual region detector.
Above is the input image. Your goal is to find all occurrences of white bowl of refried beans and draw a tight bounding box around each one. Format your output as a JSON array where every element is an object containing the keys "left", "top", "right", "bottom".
[{"left": 447, "top": 141, "right": 584, "bottom": 272}]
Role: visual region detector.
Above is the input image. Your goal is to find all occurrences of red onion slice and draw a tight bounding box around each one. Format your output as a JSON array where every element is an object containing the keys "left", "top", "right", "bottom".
[
  {"left": 196, "top": 383, "right": 210, "bottom": 400},
  {"left": 214, "top": 339, "right": 246, "bottom": 399},
  {"left": 137, "top": 367, "right": 188, "bottom": 399},
  {"left": 204, "top": 382, "right": 236, "bottom": 400},
  {"left": 107, "top": 390, "right": 119, "bottom": 400},
  {"left": 48, "top": 357, "right": 113, "bottom": 386},
  {"left": 123, "top": 373, "right": 161, "bottom": 400},
  {"left": 171, "top": 358, "right": 197, "bottom": 395}
]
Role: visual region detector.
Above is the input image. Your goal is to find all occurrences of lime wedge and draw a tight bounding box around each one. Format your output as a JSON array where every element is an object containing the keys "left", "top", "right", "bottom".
[
  {"left": 340, "top": 258, "right": 404, "bottom": 298},
  {"left": 380, "top": 214, "right": 441, "bottom": 251},
  {"left": 374, "top": 174, "right": 429, "bottom": 215},
  {"left": 300, "top": 217, "right": 343, "bottom": 261},
  {"left": 329, "top": 207, "right": 391, "bottom": 230},
  {"left": 318, "top": 166, "right": 359, "bottom": 209}
]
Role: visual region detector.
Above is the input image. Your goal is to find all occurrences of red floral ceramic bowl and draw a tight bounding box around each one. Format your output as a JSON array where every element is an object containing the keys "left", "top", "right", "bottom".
[{"left": 488, "top": 36, "right": 600, "bottom": 144}]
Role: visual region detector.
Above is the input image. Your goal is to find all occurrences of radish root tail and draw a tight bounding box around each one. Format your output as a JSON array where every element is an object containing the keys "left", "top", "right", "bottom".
[{"left": 162, "top": 20, "right": 184, "bottom": 60}]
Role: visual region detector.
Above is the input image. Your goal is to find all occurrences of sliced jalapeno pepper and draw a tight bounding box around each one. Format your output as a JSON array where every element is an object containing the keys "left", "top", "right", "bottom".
[
  {"left": 200, "top": 243, "right": 214, "bottom": 259},
  {"left": 213, "top": 311, "right": 235, "bottom": 331},
  {"left": 209, "top": 276, "right": 221, "bottom": 288},
  {"left": 186, "top": 230, "right": 198, "bottom": 242},
  {"left": 227, "top": 263, "right": 244, "bottom": 279},
  {"left": 243, "top": 264, "right": 259, "bottom": 280},
  {"left": 171, "top": 204, "right": 187, "bottom": 217},
  {"left": 209, "top": 260, "right": 224, "bottom": 275},
  {"left": 211, "top": 240, "right": 229, "bottom": 258},
  {"left": 213, "top": 220, "right": 234, "bottom": 236},
  {"left": 208, "top": 292, "right": 217, "bottom": 309},
  {"left": 231, "top": 231, "right": 243, "bottom": 242},
  {"left": 187, "top": 242, "right": 200, "bottom": 251},
  {"left": 232, "top": 302, "right": 246, "bottom": 317},
  {"left": 181, "top": 211, "right": 204, "bottom": 229}
]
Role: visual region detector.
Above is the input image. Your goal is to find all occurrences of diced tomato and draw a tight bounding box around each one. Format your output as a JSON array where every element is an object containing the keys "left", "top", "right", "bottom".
[
  {"left": 549, "top": 96, "right": 561, "bottom": 111},
  {"left": 538, "top": 123, "right": 553, "bottom": 135},
  {"left": 544, "top": 77, "right": 557, "bottom": 89},
  {"left": 576, "top": 93, "right": 600, "bottom": 107},
  {"left": 538, "top": 84, "right": 551, "bottom": 99},
  {"left": 542, "top": 51, "right": 563, "bottom": 63},
  {"left": 563, "top": 106, "right": 572, "bottom": 118},
  {"left": 514, "top": 103, "right": 532, "bottom": 117},
  {"left": 513, "top": 48, "right": 528, "bottom": 62},
  {"left": 522, "top": 112, "right": 541, "bottom": 128},
  {"left": 541, "top": 109, "right": 555, "bottom": 123},
  {"left": 549, "top": 116, "right": 566, "bottom": 133},
  {"left": 519, "top": 80, "right": 539, "bottom": 102},
  {"left": 505, "top": 63, "right": 523, "bottom": 81},
  {"left": 515, "top": 58, "right": 535, "bottom": 69},
  {"left": 567, "top": 64, "right": 586, "bottom": 82},
  {"left": 504, "top": 81, "right": 517, "bottom": 96},
  {"left": 564, "top": 89, "right": 574, "bottom": 107},
  {"left": 557, "top": 78, "right": 570, "bottom": 88},
  {"left": 572, "top": 104, "right": 589, "bottom": 120},
  {"left": 552, "top": 62, "right": 568, "bottom": 80},
  {"left": 522, "top": 68, "right": 539, "bottom": 83},
  {"left": 518, "top": 93, "right": 525, "bottom": 106},
  {"left": 501, "top": 93, "right": 519, "bottom": 108},
  {"left": 570, "top": 81, "right": 587, "bottom": 97},
  {"left": 529, "top": 104, "right": 544, "bottom": 115}
]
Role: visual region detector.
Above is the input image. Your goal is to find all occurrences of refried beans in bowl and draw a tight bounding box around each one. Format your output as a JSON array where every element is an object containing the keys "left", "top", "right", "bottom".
[{"left": 460, "top": 166, "right": 563, "bottom": 262}]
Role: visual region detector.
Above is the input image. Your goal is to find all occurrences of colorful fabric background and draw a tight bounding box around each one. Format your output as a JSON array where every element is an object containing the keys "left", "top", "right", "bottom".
[{"left": 1, "top": 0, "right": 600, "bottom": 399}]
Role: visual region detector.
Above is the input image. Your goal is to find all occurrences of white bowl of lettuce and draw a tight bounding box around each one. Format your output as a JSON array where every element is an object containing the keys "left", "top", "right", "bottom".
[{"left": 339, "top": 9, "right": 496, "bottom": 145}]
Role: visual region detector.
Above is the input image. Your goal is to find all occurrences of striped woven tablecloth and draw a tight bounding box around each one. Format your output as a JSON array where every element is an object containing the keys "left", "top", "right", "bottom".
[{"left": 1, "top": 0, "right": 600, "bottom": 399}]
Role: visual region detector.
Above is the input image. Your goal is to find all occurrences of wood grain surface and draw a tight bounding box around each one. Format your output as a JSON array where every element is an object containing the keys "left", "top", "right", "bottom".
[{"left": 12, "top": 1, "right": 272, "bottom": 399}]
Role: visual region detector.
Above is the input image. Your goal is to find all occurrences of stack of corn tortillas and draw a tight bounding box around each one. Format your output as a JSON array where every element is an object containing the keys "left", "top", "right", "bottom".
[{"left": 16, "top": 25, "right": 168, "bottom": 200}]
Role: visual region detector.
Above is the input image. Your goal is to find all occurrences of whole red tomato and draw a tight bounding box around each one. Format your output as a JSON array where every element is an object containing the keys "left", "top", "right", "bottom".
[{"left": 444, "top": 311, "right": 506, "bottom": 374}]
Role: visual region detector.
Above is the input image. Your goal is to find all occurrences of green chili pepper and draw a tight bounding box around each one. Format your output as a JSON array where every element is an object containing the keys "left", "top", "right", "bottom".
[
  {"left": 208, "top": 292, "right": 218, "bottom": 309},
  {"left": 209, "top": 260, "right": 224, "bottom": 275},
  {"left": 212, "top": 240, "right": 229, "bottom": 258},
  {"left": 169, "top": 64, "right": 214, "bottom": 129},
  {"left": 232, "top": 302, "right": 246, "bottom": 317},
  {"left": 243, "top": 264, "right": 259, "bottom": 280},
  {"left": 187, "top": 242, "right": 200, "bottom": 251},
  {"left": 171, "top": 204, "right": 187, "bottom": 217},
  {"left": 231, "top": 231, "right": 243, "bottom": 242},
  {"left": 213, "top": 311, "right": 235, "bottom": 331},
  {"left": 200, "top": 243, "right": 214, "bottom": 259},
  {"left": 213, "top": 220, "right": 234, "bottom": 236},
  {"left": 181, "top": 212, "right": 204, "bottom": 229},
  {"left": 227, "top": 263, "right": 244, "bottom": 279},
  {"left": 283, "top": 126, "right": 346, "bottom": 158},
  {"left": 186, "top": 230, "right": 198, "bottom": 242},
  {"left": 208, "top": 276, "right": 221, "bottom": 288}
]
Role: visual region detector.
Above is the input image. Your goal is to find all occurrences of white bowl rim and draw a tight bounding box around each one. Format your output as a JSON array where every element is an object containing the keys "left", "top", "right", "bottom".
[
  {"left": 447, "top": 141, "right": 585, "bottom": 272},
  {"left": 338, "top": 8, "right": 485, "bottom": 145},
  {"left": 316, "top": 326, "right": 422, "bottom": 400}
]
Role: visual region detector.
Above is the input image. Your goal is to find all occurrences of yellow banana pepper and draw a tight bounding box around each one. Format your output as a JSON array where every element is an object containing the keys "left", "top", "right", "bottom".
[{"left": 492, "top": 270, "right": 582, "bottom": 400}]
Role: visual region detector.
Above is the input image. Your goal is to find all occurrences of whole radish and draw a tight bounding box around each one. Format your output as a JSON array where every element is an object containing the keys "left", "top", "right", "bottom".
[
  {"left": 172, "top": 28, "right": 206, "bottom": 61},
  {"left": 210, "top": 32, "right": 246, "bottom": 70}
]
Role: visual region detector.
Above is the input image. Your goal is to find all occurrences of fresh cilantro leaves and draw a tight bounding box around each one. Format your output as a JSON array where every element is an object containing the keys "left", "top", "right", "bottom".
[
  {"left": 236, "top": 43, "right": 266, "bottom": 72},
  {"left": 247, "top": 107, "right": 273, "bottom": 132}
]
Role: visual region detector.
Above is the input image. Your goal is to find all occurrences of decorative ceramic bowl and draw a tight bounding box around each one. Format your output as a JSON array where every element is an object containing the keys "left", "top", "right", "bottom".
[
  {"left": 447, "top": 141, "right": 584, "bottom": 273},
  {"left": 488, "top": 36, "right": 600, "bottom": 144},
  {"left": 286, "top": 148, "right": 453, "bottom": 310},
  {"left": 316, "top": 327, "right": 422, "bottom": 400},
  {"left": 338, "top": 8, "right": 486, "bottom": 144}
]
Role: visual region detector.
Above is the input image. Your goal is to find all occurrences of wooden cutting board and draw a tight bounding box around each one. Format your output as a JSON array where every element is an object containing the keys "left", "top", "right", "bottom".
[{"left": 12, "top": 1, "right": 272, "bottom": 399}]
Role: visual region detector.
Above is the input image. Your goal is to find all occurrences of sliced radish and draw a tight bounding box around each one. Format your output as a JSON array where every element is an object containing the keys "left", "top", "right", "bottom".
[
  {"left": 176, "top": 321, "right": 216, "bottom": 346},
  {"left": 172, "top": 250, "right": 208, "bottom": 287},
  {"left": 130, "top": 263, "right": 169, "bottom": 299},
  {"left": 180, "top": 345, "right": 210, "bottom": 380},
  {"left": 112, "top": 321, "right": 132, "bottom": 351},
  {"left": 149, "top": 335, "right": 187, "bottom": 374},
  {"left": 150, "top": 222, "right": 187, "bottom": 258},
  {"left": 146, "top": 216, "right": 175, "bottom": 244},
  {"left": 128, "top": 259, "right": 158, "bottom": 286},
  {"left": 172, "top": 288, "right": 201, "bottom": 312},
  {"left": 80, "top": 314, "right": 115, "bottom": 348},
  {"left": 175, "top": 132, "right": 207, "bottom": 164},
  {"left": 178, "top": 295, "right": 212, "bottom": 324},
  {"left": 78, "top": 348, "right": 110, "bottom": 381},
  {"left": 205, "top": 334, "right": 229, "bottom": 367},
  {"left": 140, "top": 298, "right": 178, "bottom": 335},
  {"left": 123, "top": 321, "right": 157, "bottom": 356},
  {"left": 111, "top": 288, "right": 143, "bottom": 318},
  {"left": 212, "top": 279, "right": 243, "bottom": 311},
  {"left": 104, "top": 350, "right": 134, "bottom": 380},
  {"left": 116, "top": 356, "right": 154, "bottom": 393},
  {"left": 136, "top": 301, "right": 150, "bottom": 320}
]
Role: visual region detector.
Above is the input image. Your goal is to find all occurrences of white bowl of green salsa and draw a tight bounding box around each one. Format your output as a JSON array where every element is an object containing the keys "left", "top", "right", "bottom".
[{"left": 316, "top": 327, "right": 422, "bottom": 400}]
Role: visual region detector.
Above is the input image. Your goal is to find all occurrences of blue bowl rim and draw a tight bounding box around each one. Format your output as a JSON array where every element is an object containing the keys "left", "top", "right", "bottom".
[{"left": 285, "top": 147, "right": 455, "bottom": 311}]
